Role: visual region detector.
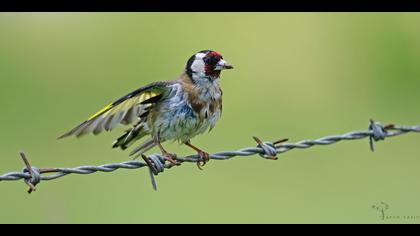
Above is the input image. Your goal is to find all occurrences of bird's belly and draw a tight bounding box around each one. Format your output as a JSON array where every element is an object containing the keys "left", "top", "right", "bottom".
[{"left": 148, "top": 98, "right": 219, "bottom": 143}]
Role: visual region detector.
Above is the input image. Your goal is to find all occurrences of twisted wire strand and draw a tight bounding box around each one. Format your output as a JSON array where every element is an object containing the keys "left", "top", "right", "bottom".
[{"left": 0, "top": 120, "right": 419, "bottom": 192}]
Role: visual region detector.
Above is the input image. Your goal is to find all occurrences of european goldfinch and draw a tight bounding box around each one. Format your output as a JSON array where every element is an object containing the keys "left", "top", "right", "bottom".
[{"left": 59, "top": 50, "right": 233, "bottom": 168}]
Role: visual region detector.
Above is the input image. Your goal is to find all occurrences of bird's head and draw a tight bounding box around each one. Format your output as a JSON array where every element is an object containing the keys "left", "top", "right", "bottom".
[{"left": 185, "top": 50, "right": 234, "bottom": 82}]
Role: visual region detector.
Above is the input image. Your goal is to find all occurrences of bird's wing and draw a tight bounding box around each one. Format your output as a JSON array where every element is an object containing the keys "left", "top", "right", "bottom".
[{"left": 58, "top": 81, "right": 174, "bottom": 139}]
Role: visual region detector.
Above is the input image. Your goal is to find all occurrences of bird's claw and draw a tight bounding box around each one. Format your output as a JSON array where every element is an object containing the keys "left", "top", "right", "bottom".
[
  {"left": 163, "top": 152, "right": 181, "bottom": 166},
  {"left": 196, "top": 151, "right": 210, "bottom": 170}
]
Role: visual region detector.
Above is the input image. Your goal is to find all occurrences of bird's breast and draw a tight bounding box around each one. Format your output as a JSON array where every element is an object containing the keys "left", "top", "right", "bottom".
[{"left": 183, "top": 82, "right": 223, "bottom": 121}]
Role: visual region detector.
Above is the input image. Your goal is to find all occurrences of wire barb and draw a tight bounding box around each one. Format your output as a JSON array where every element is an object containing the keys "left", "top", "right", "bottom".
[
  {"left": 0, "top": 119, "right": 419, "bottom": 193},
  {"left": 253, "top": 136, "right": 287, "bottom": 160},
  {"left": 369, "top": 119, "right": 389, "bottom": 152},
  {"left": 141, "top": 154, "right": 166, "bottom": 191}
]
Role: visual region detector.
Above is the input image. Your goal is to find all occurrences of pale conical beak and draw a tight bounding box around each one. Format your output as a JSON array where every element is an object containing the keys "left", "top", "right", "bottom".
[{"left": 214, "top": 59, "right": 234, "bottom": 70}]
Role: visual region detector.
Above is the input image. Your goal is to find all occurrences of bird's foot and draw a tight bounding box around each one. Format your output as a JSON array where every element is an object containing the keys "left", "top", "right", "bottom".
[
  {"left": 163, "top": 152, "right": 181, "bottom": 166},
  {"left": 196, "top": 151, "right": 210, "bottom": 170}
]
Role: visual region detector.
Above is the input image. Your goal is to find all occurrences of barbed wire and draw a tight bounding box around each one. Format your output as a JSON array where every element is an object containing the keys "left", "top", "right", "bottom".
[{"left": 0, "top": 119, "right": 419, "bottom": 193}]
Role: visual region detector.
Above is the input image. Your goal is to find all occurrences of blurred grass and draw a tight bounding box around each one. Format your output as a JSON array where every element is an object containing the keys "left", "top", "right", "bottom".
[{"left": 0, "top": 13, "right": 419, "bottom": 223}]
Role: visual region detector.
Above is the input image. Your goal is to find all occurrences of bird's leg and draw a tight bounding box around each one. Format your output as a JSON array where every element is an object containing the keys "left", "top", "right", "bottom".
[
  {"left": 155, "top": 136, "right": 180, "bottom": 166},
  {"left": 185, "top": 141, "right": 210, "bottom": 170}
]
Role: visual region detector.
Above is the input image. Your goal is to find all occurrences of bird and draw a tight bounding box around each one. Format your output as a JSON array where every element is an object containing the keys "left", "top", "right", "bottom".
[{"left": 58, "top": 50, "right": 234, "bottom": 169}]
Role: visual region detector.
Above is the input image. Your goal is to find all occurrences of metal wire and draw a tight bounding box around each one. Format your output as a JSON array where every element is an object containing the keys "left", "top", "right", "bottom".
[{"left": 1, "top": 119, "right": 419, "bottom": 193}]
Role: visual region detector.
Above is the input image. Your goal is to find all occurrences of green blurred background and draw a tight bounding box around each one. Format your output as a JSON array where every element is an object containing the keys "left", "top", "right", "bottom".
[{"left": 0, "top": 13, "right": 419, "bottom": 224}]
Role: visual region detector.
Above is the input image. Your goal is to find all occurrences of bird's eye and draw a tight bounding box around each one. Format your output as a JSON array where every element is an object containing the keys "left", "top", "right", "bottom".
[
  {"left": 203, "top": 56, "right": 210, "bottom": 64},
  {"left": 204, "top": 55, "right": 220, "bottom": 66}
]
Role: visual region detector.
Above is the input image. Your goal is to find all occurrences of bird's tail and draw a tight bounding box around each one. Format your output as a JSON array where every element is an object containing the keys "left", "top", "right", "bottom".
[
  {"left": 112, "top": 122, "right": 147, "bottom": 150},
  {"left": 129, "top": 138, "right": 157, "bottom": 158}
]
